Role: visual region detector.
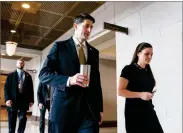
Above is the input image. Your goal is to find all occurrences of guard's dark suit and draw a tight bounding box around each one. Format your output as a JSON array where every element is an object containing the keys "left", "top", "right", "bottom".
[
  {"left": 37, "top": 82, "right": 52, "bottom": 133},
  {"left": 4, "top": 70, "right": 34, "bottom": 133},
  {"left": 39, "top": 37, "right": 103, "bottom": 133}
]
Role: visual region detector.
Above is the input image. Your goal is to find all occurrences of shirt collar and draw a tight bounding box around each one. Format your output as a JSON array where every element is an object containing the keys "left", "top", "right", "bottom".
[
  {"left": 72, "top": 36, "right": 86, "bottom": 47},
  {"left": 17, "top": 68, "right": 24, "bottom": 74}
]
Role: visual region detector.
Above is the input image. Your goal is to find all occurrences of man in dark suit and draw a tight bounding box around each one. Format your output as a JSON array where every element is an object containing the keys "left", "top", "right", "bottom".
[
  {"left": 37, "top": 82, "right": 52, "bottom": 133},
  {"left": 39, "top": 13, "right": 103, "bottom": 133},
  {"left": 4, "top": 58, "right": 34, "bottom": 133}
]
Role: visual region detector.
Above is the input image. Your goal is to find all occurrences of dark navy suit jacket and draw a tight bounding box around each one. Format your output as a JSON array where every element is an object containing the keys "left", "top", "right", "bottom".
[
  {"left": 4, "top": 70, "right": 34, "bottom": 111},
  {"left": 37, "top": 82, "right": 50, "bottom": 106},
  {"left": 39, "top": 37, "right": 103, "bottom": 123}
]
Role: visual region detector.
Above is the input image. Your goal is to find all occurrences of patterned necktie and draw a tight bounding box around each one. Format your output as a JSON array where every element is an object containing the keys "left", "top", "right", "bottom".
[
  {"left": 18, "top": 71, "right": 24, "bottom": 93},
  {"left": 79, "top": 44, "right": 86, "bottom": 64}
]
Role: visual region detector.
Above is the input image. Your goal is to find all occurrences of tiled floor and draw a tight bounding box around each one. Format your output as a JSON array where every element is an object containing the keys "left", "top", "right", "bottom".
[
  {"left": 0, "top": 109, "right": 8, "bottom": 121},
  {"left": 0, "top": 109, "right": 117, "bottom": 133},
  {"left": 1, "top": 121, "right": 117, "bottom": 133}
]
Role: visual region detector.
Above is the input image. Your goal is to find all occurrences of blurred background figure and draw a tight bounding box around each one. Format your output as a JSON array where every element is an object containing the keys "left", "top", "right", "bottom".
[{"left": 4, "top": 58, "right": 34, "bottom": 133}]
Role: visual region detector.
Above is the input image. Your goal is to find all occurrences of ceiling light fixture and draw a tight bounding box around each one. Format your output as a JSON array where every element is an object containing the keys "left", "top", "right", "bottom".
[
  {"left": 22, "top": 3, "right": 30, "bottom": 9},
  {"left": 6, "top": 41, "right": 18, "bottom": 56},
  {"left": 1, "top": 53, "right": 5, "bottom": 56},
  {"left": 10, "top": 30, "right": 16, "bottom": 33}
]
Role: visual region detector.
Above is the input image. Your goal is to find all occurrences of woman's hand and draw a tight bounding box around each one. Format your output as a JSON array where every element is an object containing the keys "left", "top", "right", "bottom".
[{"left": 140, "top": 92, "right": 153, "bottom": 101}]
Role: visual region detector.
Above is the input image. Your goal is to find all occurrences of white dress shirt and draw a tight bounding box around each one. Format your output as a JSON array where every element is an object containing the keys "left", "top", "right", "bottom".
[
  {"left": 17, "top": 68, "right": 25, "bottom": 82},
  {"left": 72, "top": 36, "right": 88, "bottom": 60}
]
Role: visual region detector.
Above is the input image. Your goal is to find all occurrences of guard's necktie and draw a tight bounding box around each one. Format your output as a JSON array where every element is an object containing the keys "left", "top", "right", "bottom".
[
  {"left": 18, "top": 71, "right": 24, "bottom": 93},
  {"left": 79, "top": 44, "right": 86, "bottom": 64}
]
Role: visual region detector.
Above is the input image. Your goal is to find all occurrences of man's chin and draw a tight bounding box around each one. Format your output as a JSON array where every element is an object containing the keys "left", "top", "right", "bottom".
[
  {"left": 146, "top": 61, "right": 151, "bottom": 64},
  {"left": 84, "top": 36, "right": 89, "bottom": 40}
]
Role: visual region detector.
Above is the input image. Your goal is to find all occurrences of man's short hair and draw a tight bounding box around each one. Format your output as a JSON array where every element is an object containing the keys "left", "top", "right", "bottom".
[
  {"left": 17, "top": 57, "right": 24, "bottom": 62},
  {"left": 74, "top": 13, "right": 95, "bottom": 24}
]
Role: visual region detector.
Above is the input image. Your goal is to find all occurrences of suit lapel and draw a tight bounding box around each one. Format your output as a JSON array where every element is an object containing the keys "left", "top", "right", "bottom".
[
  {"left": 22, "top": 71, "right": 28, "bottom": 90},
  {"left": 13, "top": 70, "right": 18, "bottom": 85},
  {"left": 66, "top": 37, "right": 80, "bottom": 72},
  {"left": 86, "top": 42, "right": 93, "bottom": 65},
  {"left": 65, "top": 38, "right": 93, "bottom": 72},
  {"left": 12, "top": 71, "right": 18, "bottom": 94}
]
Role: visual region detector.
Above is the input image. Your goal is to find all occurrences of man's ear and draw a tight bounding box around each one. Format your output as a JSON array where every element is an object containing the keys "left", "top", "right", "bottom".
[{"left": 73, "top": 23, "right": 77, "bottom": 30}]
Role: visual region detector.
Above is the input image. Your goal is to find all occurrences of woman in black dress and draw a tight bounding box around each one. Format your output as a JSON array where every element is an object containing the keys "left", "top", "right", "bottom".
[{"left": 118, "top": 42, "right": 164, "bottom": 133}]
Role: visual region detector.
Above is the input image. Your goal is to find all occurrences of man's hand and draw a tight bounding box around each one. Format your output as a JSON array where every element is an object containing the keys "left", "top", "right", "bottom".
[
  {"left": 69, "top": 73, "right": 89, "bottom": 88},
  {"left": 99, "top": 112, "right": 103, "bottom": 125},
  {"left": 38, "top": 103, "right": 43, "bottom": 109},
  {"left": 6, "top": 100, "right": 13, "bottom": 107},
  {"left": 29, "top": 103, "right": 33, "bottom": 107}
]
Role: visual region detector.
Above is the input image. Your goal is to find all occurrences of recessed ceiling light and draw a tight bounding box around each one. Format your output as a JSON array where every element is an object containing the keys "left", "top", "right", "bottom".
[
  {"left": 22, "top": 3, "right": 30, "bottom": 9},
  {"left": 1, "top": 53, "right": 5, "bottom": 56},
  {"left": 10, "top": 30, "right": 16, "bottom": 33}
]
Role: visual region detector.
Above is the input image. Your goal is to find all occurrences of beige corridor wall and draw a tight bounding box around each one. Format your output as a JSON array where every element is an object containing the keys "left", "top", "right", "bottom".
[{"left": 99, "top": 59, "right": 116, "bottom": 121}]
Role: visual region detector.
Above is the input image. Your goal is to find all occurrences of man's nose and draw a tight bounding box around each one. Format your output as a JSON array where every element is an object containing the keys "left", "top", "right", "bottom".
[
  {"left": 87, "top": 27, "right": 92, "bottom": 32},
  {"left": 148, "top": 55, "right": 152, "bottom": 59}
]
